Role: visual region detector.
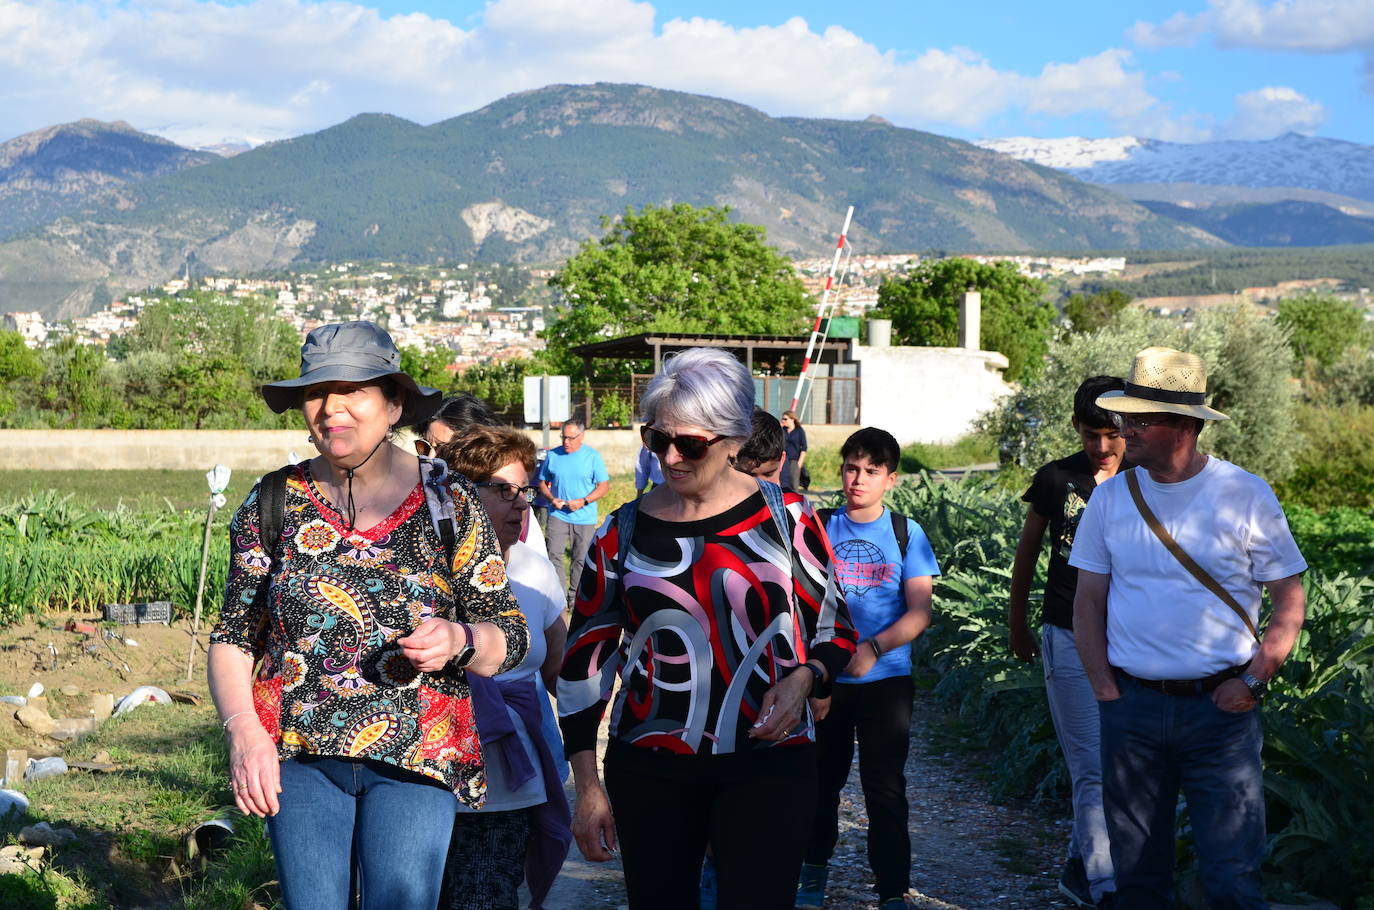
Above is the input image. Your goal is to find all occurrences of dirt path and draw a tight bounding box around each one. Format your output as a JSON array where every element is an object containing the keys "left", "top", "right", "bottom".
[{"left": 541, "top": 689, "right": 1070, "bottom": 910}]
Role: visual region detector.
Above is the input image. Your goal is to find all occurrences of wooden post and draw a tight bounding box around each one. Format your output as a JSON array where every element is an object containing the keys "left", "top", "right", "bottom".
[{"left": 185, "top": 496, "right": 220, "bottom": 680}]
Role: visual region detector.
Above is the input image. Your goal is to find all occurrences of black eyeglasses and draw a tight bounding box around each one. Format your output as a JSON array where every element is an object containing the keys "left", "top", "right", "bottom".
[
  {"left": 1110, "top": 412, "right": 1179, "bottom": 432},
  {"left": 475, "top": 481, "right": 537, "bottom": 503},
  {"left": 640, "top": 425, "right": 727, "bottom": 461}
]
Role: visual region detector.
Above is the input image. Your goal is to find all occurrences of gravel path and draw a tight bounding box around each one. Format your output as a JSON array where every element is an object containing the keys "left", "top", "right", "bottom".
[{"left": 541, "top": 689, "right": 1073, "bottom": 910}]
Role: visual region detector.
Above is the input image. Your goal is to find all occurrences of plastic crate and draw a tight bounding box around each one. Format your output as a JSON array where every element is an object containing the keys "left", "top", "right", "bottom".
[{"left": 102, "top": 601, "right": 172, "bottom": 625}]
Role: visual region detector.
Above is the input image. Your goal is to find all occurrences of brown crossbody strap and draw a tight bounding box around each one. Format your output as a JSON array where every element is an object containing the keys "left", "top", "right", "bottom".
[{"left": 1124, "top": 468, "right": 1261, "bottom": 642}]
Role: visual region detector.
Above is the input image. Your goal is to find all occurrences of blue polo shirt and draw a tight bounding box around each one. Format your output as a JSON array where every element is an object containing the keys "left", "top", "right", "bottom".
[{"left": 539, "top": 445, "right": 609, "bottom": 526}]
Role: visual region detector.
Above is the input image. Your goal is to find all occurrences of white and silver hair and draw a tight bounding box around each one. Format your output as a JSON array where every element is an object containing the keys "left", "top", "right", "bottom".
[{"left": 639, "top": 347, "right": 754, "bottom": 439}]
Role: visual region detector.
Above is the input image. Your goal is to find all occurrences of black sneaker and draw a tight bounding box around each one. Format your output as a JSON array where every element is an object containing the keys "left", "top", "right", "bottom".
[
  {"left": 1057, "top": 857, "right": 1092, "bottom": 908},
  {"left": 1095, "top": 892, "right": 1117, "bottom": 909}
]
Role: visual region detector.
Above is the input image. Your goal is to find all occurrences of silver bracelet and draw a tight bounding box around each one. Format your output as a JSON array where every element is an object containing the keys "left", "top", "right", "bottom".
[{"left": 221, "top": 710, "right": 252, "bottom": 730}]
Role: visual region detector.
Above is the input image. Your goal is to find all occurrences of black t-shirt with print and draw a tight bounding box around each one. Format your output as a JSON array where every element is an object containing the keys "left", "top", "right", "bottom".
[{"left": 1021, "top": 450, "right": 1122, "bottom": 630}]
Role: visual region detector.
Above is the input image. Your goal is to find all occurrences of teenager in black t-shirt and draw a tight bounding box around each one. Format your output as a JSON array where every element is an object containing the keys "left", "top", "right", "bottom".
[{"left": 1007, "top": 375, "right": 1127, "bottom": 910}]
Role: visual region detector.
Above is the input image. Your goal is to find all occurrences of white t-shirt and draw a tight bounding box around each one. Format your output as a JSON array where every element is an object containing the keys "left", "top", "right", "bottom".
[
  {"left": 455, "top": 539, "right": 567, "bottom": 813},
  {"left": 1069, "top": 458, "right": 1307, "bottom": 680}
]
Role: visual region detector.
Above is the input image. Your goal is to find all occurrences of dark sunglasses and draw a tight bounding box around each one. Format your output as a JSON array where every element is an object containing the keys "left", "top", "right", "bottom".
[
  {"left": 413, "top": 439, "right": 434, "bottom": 456},
  {"left": 475, "top": 481, "right": 537, "bottom": 503},
  {"left": 640, "top": 425, "right": 727, "bottom": 461},
  {"left": 1110, "top": 412, "right": 1179, "bottom": 432}
]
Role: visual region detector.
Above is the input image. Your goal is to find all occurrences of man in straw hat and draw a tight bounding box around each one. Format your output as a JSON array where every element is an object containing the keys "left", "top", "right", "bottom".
[{"left": 1068, "top": 347, "right": 1308, "bottom": 909}]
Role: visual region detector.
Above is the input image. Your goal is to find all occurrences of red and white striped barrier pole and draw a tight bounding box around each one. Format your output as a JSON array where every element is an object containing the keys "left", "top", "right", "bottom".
[{"left": 790, "top": 206, "right": 853, "bottom": 413}]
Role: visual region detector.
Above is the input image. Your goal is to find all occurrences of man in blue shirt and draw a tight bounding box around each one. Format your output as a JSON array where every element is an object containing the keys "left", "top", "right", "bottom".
[
  {"left": 537, "top": 417, "right": 610, "bottom": 600},
  {"left": 799, "top": 427, "right": 940, "bottom": 910}
]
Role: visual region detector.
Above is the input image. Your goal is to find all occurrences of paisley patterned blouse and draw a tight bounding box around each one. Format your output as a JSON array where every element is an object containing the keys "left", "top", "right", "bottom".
[{"left": 211, "top": 460, "right": 530, "bottom": 807}]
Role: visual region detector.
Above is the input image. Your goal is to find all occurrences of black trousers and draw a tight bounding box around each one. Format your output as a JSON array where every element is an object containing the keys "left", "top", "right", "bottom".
[
  {"left": 604, "top": 740, "right": 817, "bottom": 910},
  {"left": 805, "top": 674, "right": 915, "bottom": 901}
]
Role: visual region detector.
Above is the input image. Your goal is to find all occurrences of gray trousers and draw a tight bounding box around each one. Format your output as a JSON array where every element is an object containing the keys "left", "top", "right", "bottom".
[
  {"left": 1043, "top": 624, "right": 1115, "bottom": 901},
  {"left": 545, "top": 518, "right": 595, "bottom": 599}
]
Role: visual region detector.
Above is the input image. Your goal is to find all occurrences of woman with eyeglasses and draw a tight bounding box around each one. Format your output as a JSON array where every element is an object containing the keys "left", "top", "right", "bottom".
[
  {"left": 434, "top": 425, "right": 572, "bottom": 910},
  {"left": 558, "top": 347, "right": 858, "bottom": 909},
  {"left": 414, "top": 393, "right": 547, "bottom": 556}
]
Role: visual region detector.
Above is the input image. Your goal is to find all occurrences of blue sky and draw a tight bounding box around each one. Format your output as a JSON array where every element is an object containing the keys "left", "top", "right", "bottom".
[{"left": 2, "top": 0, "right": 1371, "bottom": 147}]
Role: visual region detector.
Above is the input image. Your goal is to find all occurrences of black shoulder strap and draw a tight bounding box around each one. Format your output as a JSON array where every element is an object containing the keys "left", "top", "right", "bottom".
[
  {"left": 425, "top": 459, "right": 456, "bottom": 559},
  {"left": 816, "top": 507, "right": 834, "bottom": 528},
  {"left": 258, "top": 465, "right": 294, "bottom": 561},
  {"left": 889, "top": 510, "right": 910, "bottom": 560},
  {"left": 613, "top": 500, "right": 638, "bottom": 590}
]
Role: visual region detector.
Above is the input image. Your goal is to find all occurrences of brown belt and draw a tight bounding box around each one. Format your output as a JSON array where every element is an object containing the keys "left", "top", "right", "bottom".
[{"left": 1113, "top": 663, "right": 1249, "bottom": 697}]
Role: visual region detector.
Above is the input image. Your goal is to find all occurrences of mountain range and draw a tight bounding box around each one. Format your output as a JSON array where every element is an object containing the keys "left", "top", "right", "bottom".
[
  {"left": 0, "top": 83, "right": 1229, "bottom": 318},
  {"left": 7, "top": 85, "right": 1373, "bottom": 318},
  {"left": 976, "top": 134, "right": 1374, "bottom": 247}
]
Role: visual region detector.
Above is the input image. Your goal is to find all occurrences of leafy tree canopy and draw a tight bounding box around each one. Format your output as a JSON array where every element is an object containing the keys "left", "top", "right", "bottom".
[
  {"left": 1275, "top": 294, "right": 1368, "bottom": 369},
  {"left": 126, "top": 292, "right": 298, "bottom": 384},
  {"left": 545, "top": 203, "right": 812, "bottom": 378},
  {"left": 982, "top": 304, "right": 1299, "bottom": 482},
  {"left": 873, "top": 258, "right": 1055, "bottom": 382},
  {"left": 1064, "top": 289, "right": 1132, "bottom": 335}
]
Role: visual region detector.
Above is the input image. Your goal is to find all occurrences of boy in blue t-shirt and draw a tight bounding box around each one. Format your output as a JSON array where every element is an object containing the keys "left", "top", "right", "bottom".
[{"left": 799, "top": 427, "right": 940, "bottom": 910}]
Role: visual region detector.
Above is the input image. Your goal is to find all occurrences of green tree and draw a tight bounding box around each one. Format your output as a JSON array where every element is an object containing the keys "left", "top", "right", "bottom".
[
  {"left": 1275, "top": 294, "right": 1368, "bottom": 369},
  {"left": 981, "top": 303, "right": 1299, "bottom": 482},
  {"left": 1063, "top": 289, "right": 1132, "bottom": 334},
  {"left": 873, "top": 259, "right": 1055, "bottom": 382},
  {"left": 127, "top": 292, "right": 298, "bottom": 385},
  {"left": 0, "top": 330, "right": 42, "bottom": 425},
  {"left": 399, "top": 344, "right": 456, "bottom": 394},
  {"left": 39, "top": 337, "right": 126, "bottom": 426},
  {"left": 546, "top": 204, "right": 811, "bottom": 379}
]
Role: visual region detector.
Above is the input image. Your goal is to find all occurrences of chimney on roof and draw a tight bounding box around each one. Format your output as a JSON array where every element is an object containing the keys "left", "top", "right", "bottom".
[{"left": 959, "top": 288, "right": 980, "bottom": 350}]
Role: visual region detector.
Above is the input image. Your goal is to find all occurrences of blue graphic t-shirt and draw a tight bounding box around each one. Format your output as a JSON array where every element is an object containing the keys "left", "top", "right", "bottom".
[
  {"left": 825, "top": 507, "right": 941, "bottom": 683},
  {"left": 539, "top": 445, "right": 610, "bottom": 525}
]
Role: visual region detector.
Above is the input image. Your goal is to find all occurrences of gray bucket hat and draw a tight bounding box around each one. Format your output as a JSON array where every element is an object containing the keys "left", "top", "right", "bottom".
[{"left": 260, "top": 321, "right": 442, "bottom": 424}]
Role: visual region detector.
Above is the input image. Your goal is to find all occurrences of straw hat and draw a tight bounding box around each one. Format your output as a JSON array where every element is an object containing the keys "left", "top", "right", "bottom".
[
  {"left": 1095, "top": 346, "right": 1229, "bottom": 421},
  {"left": 260, "top": 321, "right": 442, "bottom": 424}
]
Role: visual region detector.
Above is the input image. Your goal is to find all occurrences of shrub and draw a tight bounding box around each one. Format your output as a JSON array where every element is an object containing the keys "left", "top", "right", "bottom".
[
  {"left": 981, "top": 304, "right": 1300, "bottom": 483},
  {"left": 1273, "top": 404, "right": 1374, "bottom": 510}
]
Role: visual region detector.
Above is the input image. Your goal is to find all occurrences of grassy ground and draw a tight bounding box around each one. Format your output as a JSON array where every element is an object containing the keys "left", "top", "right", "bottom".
[
  {"left": 0, "top": 433, "right": 995, "bottom": 513},
  {"left": 0, "top": 470, "right": 260, "bottom": 514},
  {"left": 0, "top": 702, "right": 276, "bottom": 909}
]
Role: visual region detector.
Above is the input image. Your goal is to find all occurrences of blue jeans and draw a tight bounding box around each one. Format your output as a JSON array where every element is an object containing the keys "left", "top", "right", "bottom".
[
  {"left": 268, "top": 756, "right": 457, "bottom": 910},
  {"left": 1043, "top": 625, "right": 1114, "bottom": 901},
  {"left": 1099, "top": 671, "right": 1268, "bottom": 910}
]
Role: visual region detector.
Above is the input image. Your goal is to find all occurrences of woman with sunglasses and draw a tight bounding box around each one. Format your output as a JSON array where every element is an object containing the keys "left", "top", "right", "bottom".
[
  {"left": 436, "top": 425, "right": 571, "bottom": 910},
  {"left": 414, "top": 393, "right": 547, "bottom": 555},
  {"left": 558, "top": 347, "right": 858, "bottom": 909}
]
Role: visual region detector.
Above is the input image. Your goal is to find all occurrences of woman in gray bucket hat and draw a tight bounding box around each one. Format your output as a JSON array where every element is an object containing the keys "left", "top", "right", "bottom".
[{"left": 208, "top": 321, "right": 530, "bottom": 910}]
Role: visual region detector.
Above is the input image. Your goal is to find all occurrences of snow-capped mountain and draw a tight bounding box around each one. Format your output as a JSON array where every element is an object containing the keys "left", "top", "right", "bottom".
[{"left": 976, "top": 133, "right": 1374, "bottom": 204}]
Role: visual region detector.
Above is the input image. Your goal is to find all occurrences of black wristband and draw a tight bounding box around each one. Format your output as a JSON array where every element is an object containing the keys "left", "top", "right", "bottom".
[{"left": 802, "top": 661, "right": 831, "bottom": 699}]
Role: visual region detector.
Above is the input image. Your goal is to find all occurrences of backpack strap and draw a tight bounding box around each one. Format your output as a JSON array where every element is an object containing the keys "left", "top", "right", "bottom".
[
  {"left": 757, "top": 479, "right": 793, "bottom": 550},
  {"left": 257, "top": 465, "right": 294, "bottom": 562},
  {"left": 816, "top": 507, "right": 834, "bottom": 529},
  {"left": 420, "top": 457, "right": 457, "bottom": 561},
  {"left": 889, "top": 510, "right": 910, "bottom": 561},
  {"left": 612, "top": 499, "right": 639, "bottom": 591}
]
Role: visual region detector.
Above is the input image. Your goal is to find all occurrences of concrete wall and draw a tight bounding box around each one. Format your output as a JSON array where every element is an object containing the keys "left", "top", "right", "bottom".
[
  {"left": 849, "top": 343, "right": 1012, "bottom": 445},
  {"left": 0, "top": 425, "right": 868, "bottom": 474}
]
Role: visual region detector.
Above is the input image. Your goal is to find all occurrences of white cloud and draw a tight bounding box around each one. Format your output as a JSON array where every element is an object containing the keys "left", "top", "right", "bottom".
[
  {"left": 1133, "top": 0, "right": 1374, "bottom": 53},
  {"left": 1219, "top": 85, "right": 1327, "bottom": 138},
  {"left": 1, "top": 0, "right": 1286, "bottom": 148}
]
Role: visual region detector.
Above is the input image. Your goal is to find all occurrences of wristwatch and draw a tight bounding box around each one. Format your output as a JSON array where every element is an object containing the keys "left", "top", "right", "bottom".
[
  {"left": 450, "top": 621, "right": 477, "bottom": 670},
  {"left": 802, "top": 662, "right": 831, "bottom": 700},
  {"left": 1241, "top": 672, "right": 1268, "bottom": 699}
]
